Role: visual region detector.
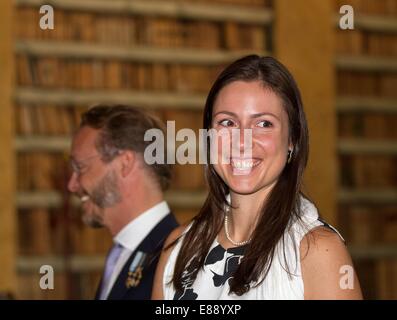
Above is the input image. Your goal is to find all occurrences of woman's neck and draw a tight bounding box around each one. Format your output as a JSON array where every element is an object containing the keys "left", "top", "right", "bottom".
[{"left": 226, "top": 184, "right": 274, "bottom": 244}]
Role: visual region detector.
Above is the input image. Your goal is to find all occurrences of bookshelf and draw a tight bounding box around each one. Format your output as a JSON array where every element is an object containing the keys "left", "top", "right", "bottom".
[
  {"left": 337, "top": 96, "right": 397, "bottom": 113},
  {"left": 275, "top": 0, "right": 337, "bottom": 226},
  {"left": 15, "top": 41, "right": 263, "bottom": 64},
  {"left": 16, "top": 190, "right": 207, "bottom": 209},
  {"left": 334, "top": 0, "right": 397, "bottom": 299},
  {"left": 8, "top": 0, "right": 274, "bottom": 299},
  {"left": 4, "top": 0, "right": 394, "bottom": 299},
  {"left": 15, "top": 89, "right": 207, "bottom": 110},
  {"left": 15, "top": 0, "right": 273, "bottom": 24}
]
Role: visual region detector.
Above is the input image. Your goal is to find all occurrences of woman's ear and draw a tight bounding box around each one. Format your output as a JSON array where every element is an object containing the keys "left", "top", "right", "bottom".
[{"left": 119, "top": 150, "right": 136, "bottom": 178}]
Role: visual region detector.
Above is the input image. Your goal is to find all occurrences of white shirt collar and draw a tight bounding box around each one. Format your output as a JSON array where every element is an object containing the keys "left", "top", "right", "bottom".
[{"left": 114, "top": 201, "right": 170, "bottom": 252}]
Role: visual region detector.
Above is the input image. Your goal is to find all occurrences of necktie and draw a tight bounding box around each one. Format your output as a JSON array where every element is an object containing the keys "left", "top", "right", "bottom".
[{"left": 99, "top": 243, "right": 124, "bottom": 300}]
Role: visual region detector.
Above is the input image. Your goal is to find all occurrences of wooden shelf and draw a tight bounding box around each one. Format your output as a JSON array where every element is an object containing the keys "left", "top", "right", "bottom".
[
  {"left": 15, "top": 40, "right": 266, "bottom": 65},
  {"left": 337, "top": 96, "right": 397, "bottom": 113},
  {"left": 166, "top": 190, "right": 207, "bottom": 208},
  {"left": 17, "top": 255, "right": 105, "bottom": 272},
  {"left": 15, "top": 87, "right": 206, "bottom": 109},
  {"left": 349, "top": 245, "right": 397, "bottom": 260},
  {"left": 336, "top": 55, "right": 397, "bottom": 73},
  {"left": 16, "top": 0, "right": 273, "bottom": 25},
  {"left": 15, "top": 136, "right": 70, "bottom": 152},
  {"left": 17, "top": 191, "right": 66, "bottom": 208},
  {"left": 338, "top": 139, "right": 397, "bottom": 155},
  {"left": 334, "top": 14, "right": 397, "bottom": 33},
  {"left": 355, "top": 14, "right": 397, "bottom": 33},
  {"left": 338, "top": 189, "right": 397, "bottom": 205},
  {"left": 16, "top": 190, "right": 208, "bottom": 209},
  {"left": 16, "top": 134, "right": 199, "bottom": 153}
]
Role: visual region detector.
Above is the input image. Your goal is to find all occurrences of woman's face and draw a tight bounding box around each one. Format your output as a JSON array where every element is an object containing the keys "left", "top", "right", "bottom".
[{"left": 211, "top": 80, "right": 291, "bottom": 196}]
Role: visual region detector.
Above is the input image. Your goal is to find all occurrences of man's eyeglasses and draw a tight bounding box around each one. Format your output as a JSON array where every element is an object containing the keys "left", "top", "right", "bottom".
[{"left": 69, "top": 154, "right": 102, "bottom": 176}]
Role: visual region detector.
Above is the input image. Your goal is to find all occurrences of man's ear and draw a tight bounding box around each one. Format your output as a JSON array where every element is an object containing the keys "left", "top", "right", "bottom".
[{"left": 119, "top": 150, "right": 136, "bottom": 178}]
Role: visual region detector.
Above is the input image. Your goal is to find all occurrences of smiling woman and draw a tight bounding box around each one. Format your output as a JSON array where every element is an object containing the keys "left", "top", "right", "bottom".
[
  {"left": 152, "top": 55, "right": 363, "bottom": 300},
  {"left": 211, "top": 81, "right": 290, "bottom": 196}
]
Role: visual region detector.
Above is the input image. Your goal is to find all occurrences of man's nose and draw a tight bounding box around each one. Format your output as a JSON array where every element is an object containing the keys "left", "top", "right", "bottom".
[{"left": 67, "top": 172, "right": 80, "bottom": 193}]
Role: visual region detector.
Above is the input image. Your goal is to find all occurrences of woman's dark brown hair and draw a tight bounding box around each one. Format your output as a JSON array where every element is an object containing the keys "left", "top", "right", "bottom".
[{"left": 171, "top": 55, "right": 310, "bottom": 295}]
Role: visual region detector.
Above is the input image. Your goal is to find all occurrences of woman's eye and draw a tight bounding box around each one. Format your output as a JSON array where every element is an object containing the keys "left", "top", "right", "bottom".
[
  {"left": 257, "top": 120, "right": 273, "bottom": 128},
  {"left": 218, "top": 119, "right": 235, "bottom": 127}
]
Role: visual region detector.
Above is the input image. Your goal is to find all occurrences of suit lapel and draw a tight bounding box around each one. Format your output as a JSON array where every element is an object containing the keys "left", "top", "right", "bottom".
[{"left": 106, "top": 212, "right": 178, "bottom": 300}]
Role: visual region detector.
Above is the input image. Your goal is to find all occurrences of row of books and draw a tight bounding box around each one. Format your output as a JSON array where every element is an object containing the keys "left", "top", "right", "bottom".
[
  {"left": 16, "top": 104, "right": 204, "bottom": 135},
  {"left": 337, "top": 71, "right": 397, "bottom": 98},
  {"left": 16, "top": 105, "right": 82, "bottom": 136},
  {"left": 15, "top": 58, "right": 397, "bottom": 97},
  {"left": 16, "top": 56, "right": 222, "bottom": 92},
  {"left": 14, "top": 212, "right": 107, "bottom": 258},
  {"left": 338, "top": 113, "right": 397, "bottom": 140},
  {"left": 339, "top": 154, "right": 397, "bottom": 188},
  {"left": 17, "top": 153, "right": 68, "bottom": 191},
  {"left": 334, "top": 0, "right": 397, "bottom": 301},
  {"left": 335, "top": 0, "right": 397, "bottom": 15},
  {"left": 18, "top": 207, "right": 113, "bottom": 256},
  {"left": 339, "top": 204, "right": 397, "bottom": 245},
  {"left": 16, "top": 270, "right": 102, "bottom": 300},
  {"left": 353, "top": 258, "right": 397, "bottom": 299},
  {"left": 16, "top": 7, "right": 267, "bottom": 51},
  {"left": 372, "top": 258, "right": 397, "bottom": 299},
  {"left": 18, "top": 205, "right": 196, "bottom": 256},
  {"left": 336, "top": 29, "right": 397, "bottom": 57},
  {"left": 175, "top": 0, "right": 271, "bottom": 7}
]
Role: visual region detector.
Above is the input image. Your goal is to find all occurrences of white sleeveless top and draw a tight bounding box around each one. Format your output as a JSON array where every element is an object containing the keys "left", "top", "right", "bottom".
[{"left": 163, "top": 197, "right": 344, "bottom": 300}]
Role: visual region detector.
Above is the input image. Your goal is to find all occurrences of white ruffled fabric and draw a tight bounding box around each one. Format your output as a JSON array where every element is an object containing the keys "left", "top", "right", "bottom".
[{"left": 163, "top": 196, "right": 342, "bottom": 300}]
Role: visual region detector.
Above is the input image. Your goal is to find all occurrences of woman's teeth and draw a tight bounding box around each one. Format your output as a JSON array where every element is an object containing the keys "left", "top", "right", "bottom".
[
  {"left": 231, "top": 159, "right": 259, "bottom": 169},
  {"left": 81, "top": 195, "right": 90, "bottom": 202}
]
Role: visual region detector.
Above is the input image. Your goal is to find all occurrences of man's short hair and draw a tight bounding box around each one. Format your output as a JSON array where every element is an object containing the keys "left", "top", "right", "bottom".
[{"left": 80, "top": 104, "right": 171, "bottom": 191}]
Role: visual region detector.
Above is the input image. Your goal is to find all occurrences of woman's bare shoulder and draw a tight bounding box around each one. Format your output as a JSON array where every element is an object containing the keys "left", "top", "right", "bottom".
[{"left": 300, "top": 226, "right": 363, "bottom": 299}]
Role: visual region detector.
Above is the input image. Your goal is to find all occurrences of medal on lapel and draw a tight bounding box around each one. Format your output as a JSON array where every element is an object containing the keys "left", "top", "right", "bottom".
[{"left": 126, "top": 251, "right": 147, "bottom": 288}]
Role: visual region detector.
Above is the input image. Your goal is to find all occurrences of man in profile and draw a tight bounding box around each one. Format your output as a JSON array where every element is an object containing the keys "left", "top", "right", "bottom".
[{"left": 68, "top": 104, "right": 178, "bottom": 300}]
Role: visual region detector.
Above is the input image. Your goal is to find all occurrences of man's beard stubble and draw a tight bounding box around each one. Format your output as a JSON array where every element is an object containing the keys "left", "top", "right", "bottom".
[{"left": 82, "top": 170, "right": 122, "bottom": 228}]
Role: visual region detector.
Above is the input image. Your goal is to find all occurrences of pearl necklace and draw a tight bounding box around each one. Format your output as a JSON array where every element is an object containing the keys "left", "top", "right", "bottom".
[{"left": 224, "top": 213, "right": 252, "bottom": 246}]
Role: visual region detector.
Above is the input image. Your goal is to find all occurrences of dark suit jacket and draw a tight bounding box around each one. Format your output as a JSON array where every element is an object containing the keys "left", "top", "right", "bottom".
[{"left": 95, "top": 212, "right": 178, "bottom": 300}]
